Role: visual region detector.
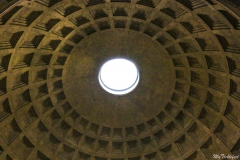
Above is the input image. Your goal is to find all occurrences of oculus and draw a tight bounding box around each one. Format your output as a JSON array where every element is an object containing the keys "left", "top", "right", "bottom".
[{"left": 99, "top": 58, "right": 139, "bottom": 95}]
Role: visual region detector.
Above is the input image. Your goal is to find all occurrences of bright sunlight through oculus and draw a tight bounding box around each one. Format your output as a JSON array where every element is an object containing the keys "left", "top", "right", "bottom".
[{"left": 99, "top": 58, "right": 139, "bottom": 95}]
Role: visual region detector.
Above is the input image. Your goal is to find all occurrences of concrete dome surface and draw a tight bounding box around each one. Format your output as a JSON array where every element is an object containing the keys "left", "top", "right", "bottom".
[{"left": 0, "top": 0, "right": 239, "bottom": 160}]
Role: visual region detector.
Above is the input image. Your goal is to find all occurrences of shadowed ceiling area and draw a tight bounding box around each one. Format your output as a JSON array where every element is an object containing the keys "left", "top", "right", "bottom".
[{"left": 0, "top": 0, "right": 240, "bottom": 160}]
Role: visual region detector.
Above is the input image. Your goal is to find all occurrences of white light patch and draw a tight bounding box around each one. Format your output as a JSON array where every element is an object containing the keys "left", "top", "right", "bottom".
[{"left": 99, "top": 58, "right": 139, "bottom": 95}]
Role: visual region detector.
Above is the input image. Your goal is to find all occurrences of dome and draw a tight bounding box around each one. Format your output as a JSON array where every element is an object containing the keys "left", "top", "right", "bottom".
[{"left": 0, "top": 0, "right": 239, "bottom": 160}]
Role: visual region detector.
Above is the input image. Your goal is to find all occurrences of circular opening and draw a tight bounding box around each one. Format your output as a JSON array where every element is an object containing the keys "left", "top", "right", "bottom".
[{"left": 99, "top": 58, "right": 139, "bottom": 95}]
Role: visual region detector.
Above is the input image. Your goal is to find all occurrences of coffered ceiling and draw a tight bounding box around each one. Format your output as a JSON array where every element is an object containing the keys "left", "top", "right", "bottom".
[{"left": 0, "top": 0, "right": 239, "bottom": 160}]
